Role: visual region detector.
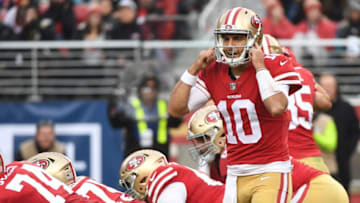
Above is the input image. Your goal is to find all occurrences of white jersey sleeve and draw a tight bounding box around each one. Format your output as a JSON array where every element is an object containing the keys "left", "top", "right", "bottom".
[
  {"left": 156, "top": 182, "right": 187, "bottom": 203},
  {"left": 188, "top": 82, "right": 210, "bottom": 112}
]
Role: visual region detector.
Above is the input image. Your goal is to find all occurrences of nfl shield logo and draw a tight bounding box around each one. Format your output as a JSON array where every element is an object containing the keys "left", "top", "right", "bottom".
[{"left": 229, "top": 83, "right": 236, "bottom": 90}]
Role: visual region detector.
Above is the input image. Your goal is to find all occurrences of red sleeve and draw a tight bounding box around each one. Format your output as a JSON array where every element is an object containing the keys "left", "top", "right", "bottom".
[
  {"left": 197, "top": 61, "right": 218, "bottom": 98},
  {"left": 264, "top": 54, "right": 302, "bottom": 95},
  {"left": 65, "top": 193, "right": 101, "bottom": 203},
  {"left": 291, "top": 159, "right": 325, "bottom": 192},
  {"left": 147, "top": 165, "right": 178, "bottom": 203}
]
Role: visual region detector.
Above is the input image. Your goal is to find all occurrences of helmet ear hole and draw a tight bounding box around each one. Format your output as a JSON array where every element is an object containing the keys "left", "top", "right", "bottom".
[{"left": 140, "top": 177, "right": 147, "bottom": 184}]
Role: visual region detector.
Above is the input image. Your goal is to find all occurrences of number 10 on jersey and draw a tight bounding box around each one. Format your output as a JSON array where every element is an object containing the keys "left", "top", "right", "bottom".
[{"left": 218, "top": 99, "right": 262, "bottom": 144}]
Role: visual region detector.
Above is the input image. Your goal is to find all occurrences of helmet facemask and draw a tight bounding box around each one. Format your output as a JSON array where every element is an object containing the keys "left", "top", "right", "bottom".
[
  {"left": 119, "top": 172, "right": 145, "bottom": 200},
  {"left": 215, "top": 23, "right": 262, "bottom": 67},
  {"left": 214, "top": 7, "right": 263, "bottom": 68},
  {"left": 188, "top": 126, "right": 222, "bottom": 164},
  {"left": 119, "top": 150, "right": 167, "bottom": 201}
]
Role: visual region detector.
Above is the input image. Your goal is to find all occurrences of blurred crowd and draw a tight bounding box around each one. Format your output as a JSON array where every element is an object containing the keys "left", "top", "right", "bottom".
[
  {"left": 262, "top": 0, "right": 360, "bottom": 60},
  {"left": 0, "top": 0, "right": 209, "bottom": 41}
]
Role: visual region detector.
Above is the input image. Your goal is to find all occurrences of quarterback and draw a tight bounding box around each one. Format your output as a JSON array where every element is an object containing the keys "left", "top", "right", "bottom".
[{"left": 168, "top": 7, "right": 301, "bottom": 203}]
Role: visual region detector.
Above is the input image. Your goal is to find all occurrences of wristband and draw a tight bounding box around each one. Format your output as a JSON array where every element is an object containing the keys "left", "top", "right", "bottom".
[
  {"left": 181, "top": 70, "right": 197, "bottom": 86},
  {"left": 256, "top": 69, "right": 280, "bottom": 101}
]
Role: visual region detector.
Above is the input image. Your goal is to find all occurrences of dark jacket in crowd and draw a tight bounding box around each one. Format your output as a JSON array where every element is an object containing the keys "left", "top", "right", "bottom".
[{"left": 328, "top": 97, "right": 360, "bottom": 193}]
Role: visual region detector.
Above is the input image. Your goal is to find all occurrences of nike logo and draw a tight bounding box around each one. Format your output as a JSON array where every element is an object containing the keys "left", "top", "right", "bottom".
[
  {"left": 280, "top": 60, "right": 288, "bottom": 66},
  {"left": 149, "top": 172, "right": 157, "bottom": 182},
  {"left": 260, "top": 176, "right": 270, "bottom": 181}
]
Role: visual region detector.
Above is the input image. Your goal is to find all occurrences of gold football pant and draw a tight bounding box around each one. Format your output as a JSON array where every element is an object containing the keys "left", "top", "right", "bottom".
[
  {"left": 234, "top": 172, "right": 292, "bottom": 203},
  {"left": 291, "top": 174, "right": 349, "bottom": 203}
]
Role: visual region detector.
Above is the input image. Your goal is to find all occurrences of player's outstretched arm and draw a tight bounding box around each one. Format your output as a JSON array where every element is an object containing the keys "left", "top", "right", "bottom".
[
  {"left": 168, "top": 47, "right": 215, "bottom": 117},
  {"left": 250, "top": 43, "right": 288, "bottom": 117},
  {"left": 314, "top": 83, "right": 332, "bottom": 111}
]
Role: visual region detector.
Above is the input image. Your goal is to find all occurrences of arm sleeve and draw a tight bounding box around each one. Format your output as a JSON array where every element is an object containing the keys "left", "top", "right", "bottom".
[
  {"left": 187, "top": 85, "right": 210, "bottom": 112},
  {"left": 314, "top": 120, "right": 338, "bottom": 152},
  {"left": 156, "top": 182, "right": 187, "bottom": 203}
]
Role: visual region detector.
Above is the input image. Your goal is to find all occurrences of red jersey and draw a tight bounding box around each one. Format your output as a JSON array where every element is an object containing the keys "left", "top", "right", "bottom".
[
  {"left": 197, "top": 55, "right": 301, "bottom": 165},
  {"left": 209, "top": 150, "right": 227, "bottom": 183},
  {"left": 0, "top": 161, "right": 94, "bottom": 203},
  {"left": 147, "top": 163, "right": 225, "bottom": 203},
  {"left": 291, "top": 159, "right": 325, "bottom": 193},
  {"left": 288, "top": 65, "right": 322, "bottom": 159},
  {"left": 72, "top": 176, "right": 144, "bottom": 203}
]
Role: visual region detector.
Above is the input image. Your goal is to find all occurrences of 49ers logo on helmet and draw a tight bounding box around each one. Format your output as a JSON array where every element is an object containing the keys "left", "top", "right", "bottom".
[
  {"left": 33, "top": 159, "right": 50, "bottom": 169},
  {"left": 251, "top": 15, "right": 261, "bottom": 28},
  {"left": 205, "top": 110, "right": 220, "bottom": 124},
  {"left": 126, "top": 156, "right": 145, "bottom": 171},
  {"left": 225, "top": 24, "right": 233, "bottom": 29}
]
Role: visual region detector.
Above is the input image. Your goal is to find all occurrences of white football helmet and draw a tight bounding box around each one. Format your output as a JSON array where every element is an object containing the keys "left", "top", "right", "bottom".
[
  {"left": 215, "top": 7, "right": 263, "bottom": 67},
  {"left": 187, "top": 105, "right": 225, "bottom": 162},
  {"left": 119, "top": 149, "right": 167, "bottom": 200},
  {"left": 27, "top": 152, "right": 77, "bottom": 185},
  {"left": 0, "top": 153, "right": 4, "bottom": 177}
]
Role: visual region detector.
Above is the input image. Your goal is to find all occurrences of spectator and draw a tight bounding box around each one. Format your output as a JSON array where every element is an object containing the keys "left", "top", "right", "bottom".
[
  {"left": 15, "top": 120, "right": 65, "bottom": 161},
  {"left": 296, "top": 0, "right": 337, "bottom": 39},
  {"left": 108, "top": 74, "right": 182, "bottom": 158},
  {"left": 0, "top": 19, "right": 16, "bottom": 40},
  {"left": 18, "top": 6, "right": 55, "bottom": 40},
  {"left": 263, "top": 0, "right": 297, "bottom": 39},
  {"left": 41, "top": 0, "right": 76, "bottom": 40},
  {"left": 319, "top": 73, "right": 360, "bottom": 194},
  {"left": 99, "top": 0, "right": 115, "bottom": 39},
  {"left": 292, "top": 0, "right": 337, "bottom": 64},
  {"left": 3, "top": 0, "right": 30, "bottom": 34},
  {"left": 73, "top": 7, "right": 105, "bottom": 66},
  {"left": 110, "top": 0, "right": 140, "bottom": 40},
  {"left": 279, "top": 0, "right": 305, "bottom": 24},
  {"left": 321, "top": 0, "right": 347, "bottom": 22},
  {"left": 337, "top": 0, "right": 360, "bottom": 59},
  {"left": 137, "top": 0, "right": 175, "bottom": 40}
]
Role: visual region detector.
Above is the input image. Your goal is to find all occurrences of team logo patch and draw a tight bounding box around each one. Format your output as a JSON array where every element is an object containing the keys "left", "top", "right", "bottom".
[
  {"left": 205, "top": 110, "right": 220, "bottom": 124},
  {"left": 126, "top": 156, "right": 145, "bottom": 171},
  {"left": 33, "top": 159, "right": 50, "bottom": 169},
  {"left": 251, "top": 15, "right": 261, "bottom": 28},
  {"left": 229, "top": 82, "right": 237, "bottom": 90},
  {"left": 225, "top": 24, "right": 233, "bottom": 29}
]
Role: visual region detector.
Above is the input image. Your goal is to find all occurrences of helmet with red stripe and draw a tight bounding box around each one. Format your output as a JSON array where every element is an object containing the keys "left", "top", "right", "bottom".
[
  {"left": 262, "top": 34, "right": 302, "bottom": 67},
  {"left": 215, "top": 7, "right": 263, "bottom": 67},
  {"left": 27, "top": 152, "right": 77, "bottom": 186},
  {"left": 119, "top": 149, "right": 167, "bottom": 200},
  {"left": 187, "top": 105, "right": 226, "bottom": 162}
]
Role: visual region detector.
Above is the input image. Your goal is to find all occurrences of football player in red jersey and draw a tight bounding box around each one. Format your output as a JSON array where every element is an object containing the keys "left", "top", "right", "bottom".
[
  {"left": 186, "top": 106, "right": 348, "bottom": 203},
  {"left": 187, "top": 105, "right": 227, "bottom": 183},
  {"left": 168, "top": 7, "right": 302, "bottom": 203},
  {"left": 0, "top": 153, "right": 98, "bottom": 203},
  {"left": 119, "top": 149, "right": 225, "bottom": 203},
  {"left": 262, "top": 34, "right": 332, "bottom": 173},
  {"left": 27, "top": 152, "right": 144, "bottom": 203}
]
